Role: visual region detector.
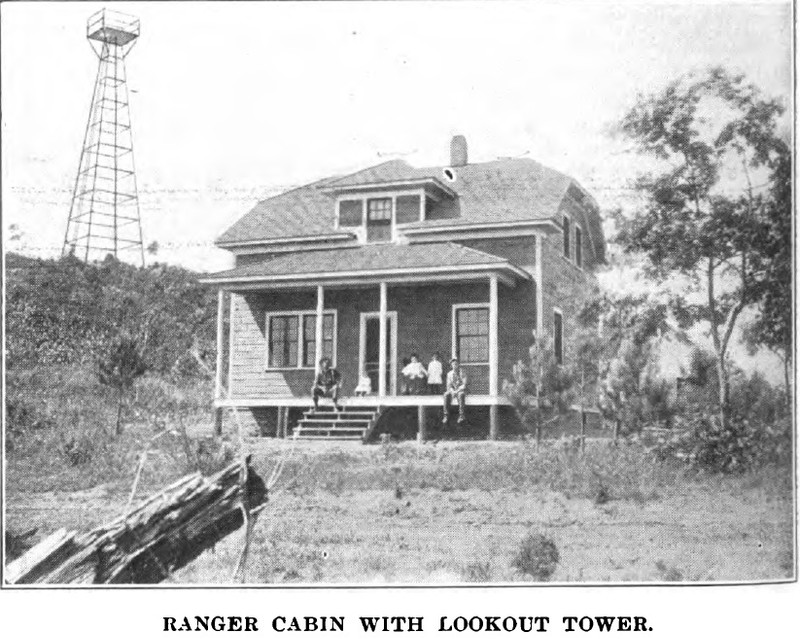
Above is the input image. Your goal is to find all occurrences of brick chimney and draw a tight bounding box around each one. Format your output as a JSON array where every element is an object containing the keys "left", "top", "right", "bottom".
[{"left": 450, "top": 135, "right": 468, "bottom": 167}]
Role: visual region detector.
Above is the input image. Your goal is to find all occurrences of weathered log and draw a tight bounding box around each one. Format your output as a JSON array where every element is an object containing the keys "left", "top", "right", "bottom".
[{"left": 6, "top": 456, "right": 267, "bottom": 584}]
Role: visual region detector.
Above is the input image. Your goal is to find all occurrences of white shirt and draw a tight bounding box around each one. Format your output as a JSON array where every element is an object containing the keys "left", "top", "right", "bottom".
[
  {"left": 402, "top": 361, "right": 427, "bottom": 378},
  {"left": 426, "top": 360, "right": 443, "bottom": 384}
]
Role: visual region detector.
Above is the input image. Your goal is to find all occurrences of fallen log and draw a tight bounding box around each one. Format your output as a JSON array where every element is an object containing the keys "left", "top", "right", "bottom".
[{"left": 6, "top": 456, "right": 267, "bottom": 585}]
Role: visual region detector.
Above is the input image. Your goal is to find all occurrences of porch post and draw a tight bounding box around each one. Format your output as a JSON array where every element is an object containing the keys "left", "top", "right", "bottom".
[
  {"left": 228, "top": 292, "right": 236, "bottom": 400},
  {"left": 315, "top": 285, "right": 324, "bottom": 366},
  {"left": 535, "top": 234, "right": 544, "bottom": 337},
  {"left": 489, "top": 274, "right": 499, "bottom": 440},
  {"left": 378, "top": 281, "right": 388, "bottom": 398},
  {"left": 214, "top": 289, "right": 225, "bottom": 435}
]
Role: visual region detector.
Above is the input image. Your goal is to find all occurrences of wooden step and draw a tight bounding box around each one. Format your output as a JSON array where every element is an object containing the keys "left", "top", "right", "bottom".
[
  {"left": 293, "top": 434, "right": 364, "bottom": 441},
  {"left": 295, "top": 425, "right": 367, "bottom": 434},
  {"left": 303, "top": 410, "right": 376, "bottom": 420}
]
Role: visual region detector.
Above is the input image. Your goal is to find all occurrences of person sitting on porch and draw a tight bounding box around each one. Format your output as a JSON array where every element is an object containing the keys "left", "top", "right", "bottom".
[
  {"left": 402, "top": 353, "right": 428, "bottom": 395},
  {"left": 312, "top": 357, "right": 342, "bottom": 411},
  {"left": 443, "top": 357, "right": 468, "bottom": 425},
  {"left": 354, "top": 370, "right": 372, "bottom": 397},
  {"left": 426, "top": 351, "right": 444, "bottom": 395}
]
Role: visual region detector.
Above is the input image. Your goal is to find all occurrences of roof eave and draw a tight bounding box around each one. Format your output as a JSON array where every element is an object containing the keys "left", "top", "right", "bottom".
[
  {"left": 215, "top": 232, "right": 354, "bottom": 249},
  {"left": 319, "top": 177, "right": 457, "bottom": 200},
  {"left": 199, "top": 262, "right": 530, "bottom": 289}
]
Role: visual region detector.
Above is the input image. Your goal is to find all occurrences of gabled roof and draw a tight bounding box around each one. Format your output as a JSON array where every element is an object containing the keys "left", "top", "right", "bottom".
[
  {"left": 216, "top": 156, "right": 603, "bottom": 260},
  {"left": 200, "top": 242, "right": 529, "bottom": 286}
]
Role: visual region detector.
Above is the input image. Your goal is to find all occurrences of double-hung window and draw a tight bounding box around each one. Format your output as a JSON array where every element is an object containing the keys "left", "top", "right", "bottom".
[
  {"left": 366, "top": 198, "right": 393, "bottom": 243},
  {"left": 455, "top": 307, "right": 490, "bottom": 363},
  {"left": 267, "top": 311, "right": 337, "bottom": 369}
]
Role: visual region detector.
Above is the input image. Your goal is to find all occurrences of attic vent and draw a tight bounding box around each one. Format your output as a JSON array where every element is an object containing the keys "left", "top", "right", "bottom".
[{"left": 442, "top": 168, "right": 456, "bottom": 182}]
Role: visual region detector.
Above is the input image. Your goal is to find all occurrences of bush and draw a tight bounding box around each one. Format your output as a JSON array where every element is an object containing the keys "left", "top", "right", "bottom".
[
  {"left": 511, "top": 532, "right": 559, "bottom": 581},
  {"left": 650, "top": 408, "right": 792, "bottom": 473}
]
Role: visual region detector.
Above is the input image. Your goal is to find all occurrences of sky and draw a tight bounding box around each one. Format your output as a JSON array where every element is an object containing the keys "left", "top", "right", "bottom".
[{"left": 0, "top": 0, "right": 792, "bottom": 377}]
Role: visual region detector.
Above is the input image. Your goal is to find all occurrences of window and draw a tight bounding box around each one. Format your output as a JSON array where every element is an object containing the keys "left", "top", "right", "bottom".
[
  {"left": 268, "top": 315, "right": 299, "bottom": 368},
  {"left": 553, "top": 310, "right": 564, "bottom": 365},
  {"left": 562, "top": 216, "right": 571, "bottom": 258},
  {"left": 366, "top": 198, "right": 392, "bottom": 242},
  {"left": 455, "top": 307, "right": 490, "bottom": 363},
  {"left": 267, "top": 311, "right": 336, "bottom": 369},
  {"left": 302, "top": 314, "right": 335, "bottom": 367},
  {"left": 339, "top": 200, "right": 363, "bottom": 227},
  {"left": 395, "top": 194, "right": 421, "bottom": 224},
  {"left": 575, "top": 225, "right": 583, "bottom": 268}
]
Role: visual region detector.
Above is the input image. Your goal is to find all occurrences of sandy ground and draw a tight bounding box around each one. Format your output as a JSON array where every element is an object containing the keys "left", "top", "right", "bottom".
[{"left": 5, "top": 440, "right": 795, "bottom": 584}]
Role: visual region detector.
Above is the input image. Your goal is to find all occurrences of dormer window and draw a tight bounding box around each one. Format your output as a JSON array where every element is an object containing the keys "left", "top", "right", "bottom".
[
  {"left": 367, "top": 198, "right": 392, "bottom": 242},
  {"left": 338, "top": 200, "right": 363, "bottom": 227}
]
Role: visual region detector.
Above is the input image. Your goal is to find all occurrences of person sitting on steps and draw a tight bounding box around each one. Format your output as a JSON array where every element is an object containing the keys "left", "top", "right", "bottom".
[
  {"left": 443, "top": 357, "right": 468, "bottom": 425},
  {"left": 311, "top": 357, "right": 342, "bottom": 412}
]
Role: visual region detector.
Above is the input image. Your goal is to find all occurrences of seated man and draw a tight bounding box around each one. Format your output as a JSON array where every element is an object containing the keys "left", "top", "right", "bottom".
[
  {"left": 442, "top": 357, "right": 468, "bottom": 425},
  {"left": 311, "top": 357, "right": 342, "bottom": 411}
]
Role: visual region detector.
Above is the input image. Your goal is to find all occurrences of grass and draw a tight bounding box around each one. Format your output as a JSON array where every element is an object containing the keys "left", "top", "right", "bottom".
[{"left": 4, "top": 366, "right": 796, "bottom": 584}]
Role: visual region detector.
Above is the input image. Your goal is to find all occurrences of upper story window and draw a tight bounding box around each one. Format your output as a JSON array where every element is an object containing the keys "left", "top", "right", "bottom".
[
  {"left": 366, "top": 198, "right": 392, "bottom": 242},
  {"left": 395, "top": 194, "right": 422, "bottom": 224},
  {"left": 338, "top": 200, "right": 363, "bottom": 227},
  {"left": 336, "top": 191, "right": 426, "bottom": 244},
  {"left": 553, "top": 309, "right": 564, "bottom": 365},
  {"left": 575, "top": 225, "right": 583, "bottom": 268},
  {"left": 562, "top": 215, "right": 571, "bottom": 258}
]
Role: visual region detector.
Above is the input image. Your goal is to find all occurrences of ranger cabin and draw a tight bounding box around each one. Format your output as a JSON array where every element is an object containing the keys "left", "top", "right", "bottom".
[{"left": 201, "top": 136, "right": 605, "bottom": 441}]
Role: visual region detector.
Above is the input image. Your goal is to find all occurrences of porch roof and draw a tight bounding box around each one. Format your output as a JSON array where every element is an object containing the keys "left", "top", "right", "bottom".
[{"left": 199, "top": 242, "right": 530, "bottom": 288}]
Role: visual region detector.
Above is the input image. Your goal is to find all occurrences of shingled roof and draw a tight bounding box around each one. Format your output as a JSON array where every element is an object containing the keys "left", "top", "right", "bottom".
[
  {"left": 216, "top": 156, "right": 603, "bottom": 259},
  {"left": 201, "top": 242, "right": 528, "bottom": 284}
]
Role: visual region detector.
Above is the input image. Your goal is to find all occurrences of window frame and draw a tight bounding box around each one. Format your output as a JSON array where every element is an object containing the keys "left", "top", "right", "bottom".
[
  {"left": 265, "top": 309, "right": 338, "bottom": 371},
  {"left": 562, "top": 215, "right": 571, "bottom": 259},
  {"left": 553, "top": 308, "right": 564, "bottom": 365},
  {"left": 451, "top": 303, "right": 491, "bottom": 365},
  {"left": 334, "top": 188, "right": 427, "bottom": 243},
  {"left": 575, "top": 224, "right": 583, "bottom": 269}
]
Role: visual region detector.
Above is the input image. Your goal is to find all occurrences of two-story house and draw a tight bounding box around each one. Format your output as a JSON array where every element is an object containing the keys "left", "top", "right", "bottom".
[{"left": 201, "top": 136, "right": 605, "bottom": 441}]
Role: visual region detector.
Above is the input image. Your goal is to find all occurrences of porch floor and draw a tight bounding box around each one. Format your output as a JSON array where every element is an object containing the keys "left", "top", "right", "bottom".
[{"left": 215, "top": 394, "right": 512, "bottom": 408}]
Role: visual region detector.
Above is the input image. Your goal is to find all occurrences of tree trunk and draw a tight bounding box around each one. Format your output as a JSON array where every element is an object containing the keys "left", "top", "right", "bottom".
[
  {"left": 115, "top": 387, "right": 124, "bottom": 436},
  {"left": 6, "top": 457, "right": 267, "bottom": 584}
]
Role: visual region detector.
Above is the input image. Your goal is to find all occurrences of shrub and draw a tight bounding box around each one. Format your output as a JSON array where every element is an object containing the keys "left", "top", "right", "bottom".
[
  {"left": 650, "top": 408, "right": 791, "bottom": 474},
  {"left": 512, "top": 532, "right": 559, "bottom": 581}
]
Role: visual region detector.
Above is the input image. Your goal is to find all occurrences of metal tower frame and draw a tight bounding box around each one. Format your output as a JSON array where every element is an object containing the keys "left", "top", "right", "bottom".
[{"left": 63, "top": 9, "right": 145, "bottom": 265}]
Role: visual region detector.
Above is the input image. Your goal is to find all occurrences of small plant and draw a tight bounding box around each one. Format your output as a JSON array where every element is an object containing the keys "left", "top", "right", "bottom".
[
  {"left": 655, "top": 560, "right": 684, "bottom": 581},
  {"left": 512, "top": 531, "right": 559, "bottom": 581},
  {"left": 462, "top": 560, "right": 492, "bottom": 583},
  {"left": 98, "top": 333, "right": 149, "bottom": 435}
]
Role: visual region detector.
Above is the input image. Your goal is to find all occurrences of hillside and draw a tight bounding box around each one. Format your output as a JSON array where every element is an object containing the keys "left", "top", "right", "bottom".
[{"left": 5, "top": 252, "right": 218, "bottom": 375}]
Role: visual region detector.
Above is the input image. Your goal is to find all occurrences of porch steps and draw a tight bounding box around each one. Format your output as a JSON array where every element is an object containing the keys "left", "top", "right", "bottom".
[{"left": 293, "top": 407, "right": 382, "bottom": 442}]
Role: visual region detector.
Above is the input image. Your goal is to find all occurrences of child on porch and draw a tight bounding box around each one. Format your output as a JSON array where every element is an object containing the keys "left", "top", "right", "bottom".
[
  {"left": 402, "top": 353, "right": 428, "bottom": 395},
  {"left": 426, "top": 352, "right": 444, "bottom": 395}
]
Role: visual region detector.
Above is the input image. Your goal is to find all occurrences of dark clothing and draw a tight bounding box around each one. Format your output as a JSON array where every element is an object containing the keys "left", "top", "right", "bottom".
[
  {"left": 312, "top": 367, "right": 341, "bottom": 409},
  {"left": 314, "top": 368, "right": 341, "bottom": 389},
  {"left": 428, "top": 383, "right": 443, "bottom": 395}
]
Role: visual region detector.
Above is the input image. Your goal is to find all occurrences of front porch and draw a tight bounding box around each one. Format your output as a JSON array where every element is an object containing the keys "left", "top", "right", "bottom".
[{"left": 201, "top": 243, "right": 536, "bottom": 441}]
